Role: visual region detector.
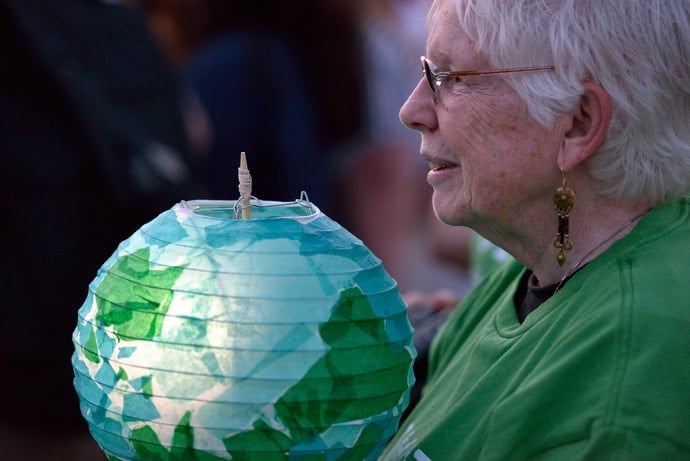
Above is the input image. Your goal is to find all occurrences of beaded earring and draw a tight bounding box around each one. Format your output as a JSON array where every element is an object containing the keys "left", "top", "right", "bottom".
[{"left": 553, "top": 172, "right": 575, "bottom": 266}]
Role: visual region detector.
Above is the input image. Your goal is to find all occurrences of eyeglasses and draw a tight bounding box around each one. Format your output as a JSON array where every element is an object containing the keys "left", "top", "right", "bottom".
[{"left": 421, "top": 56, "right": 554, "bottom": 102}]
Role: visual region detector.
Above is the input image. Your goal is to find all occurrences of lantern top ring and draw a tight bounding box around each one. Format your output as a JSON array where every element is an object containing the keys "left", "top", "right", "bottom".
[{"left": 179, "top": 191, "right": 320, "bottom": 221}]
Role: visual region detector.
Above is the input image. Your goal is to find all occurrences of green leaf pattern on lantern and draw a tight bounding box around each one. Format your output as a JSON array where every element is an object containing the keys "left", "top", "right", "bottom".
[
  {"left": 222, "top": 286, "right": 406, "bottom": 457},
  {"left": 128, "top": 412, "right": 229, "bottom": 461},
  {"left": 96, "top": 286, "right": 404, "bottom": 460},
  {"left": 95, "top": 247, "right": 185, "bottom": 339}
]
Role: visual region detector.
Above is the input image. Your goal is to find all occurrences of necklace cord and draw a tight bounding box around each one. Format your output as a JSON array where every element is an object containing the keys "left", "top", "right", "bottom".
[{"left": 553, "top": 208, "right": 651, "bottom": 293}]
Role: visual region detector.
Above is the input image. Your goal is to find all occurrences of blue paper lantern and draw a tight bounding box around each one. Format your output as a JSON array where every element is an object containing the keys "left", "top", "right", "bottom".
[{"left": 72, "top": 196, "right": 416, "bottom": 460}]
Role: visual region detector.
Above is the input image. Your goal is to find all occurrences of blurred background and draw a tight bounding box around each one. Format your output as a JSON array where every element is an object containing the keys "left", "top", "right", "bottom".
[{"left": 0, "top": 1, "right": 472, "bottom": 458}]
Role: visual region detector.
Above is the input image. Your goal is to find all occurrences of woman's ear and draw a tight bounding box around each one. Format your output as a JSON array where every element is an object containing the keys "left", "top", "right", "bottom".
[{"left": 557, "top": 81, "right": 612, "bottom": 171}]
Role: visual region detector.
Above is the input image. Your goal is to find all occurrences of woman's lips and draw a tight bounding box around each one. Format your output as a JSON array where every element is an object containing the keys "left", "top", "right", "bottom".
[
  {"left": 426, "top": 159, "right": 458, "bottom": 185},
  {"left": 427, "top": 159, "right": 456, "bottom": 171}
]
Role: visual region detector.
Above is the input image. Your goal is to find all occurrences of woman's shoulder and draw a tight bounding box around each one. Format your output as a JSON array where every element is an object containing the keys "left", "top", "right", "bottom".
[{"left": 585, "top": 198, "right": 690, "bottom": 314}]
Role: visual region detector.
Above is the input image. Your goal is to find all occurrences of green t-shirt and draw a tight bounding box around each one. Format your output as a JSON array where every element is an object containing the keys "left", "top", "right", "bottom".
[{"left": 382, "top": 197, "right": 690, "bottom": 460}]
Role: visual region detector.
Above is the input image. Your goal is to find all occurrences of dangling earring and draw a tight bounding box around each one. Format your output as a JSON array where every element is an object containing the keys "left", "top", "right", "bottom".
[{"left": 553, "top": 171, "right": 575, "bottom": 266}]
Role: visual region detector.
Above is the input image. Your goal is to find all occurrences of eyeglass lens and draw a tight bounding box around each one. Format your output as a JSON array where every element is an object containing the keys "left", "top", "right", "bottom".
[{"left": 421, "top": 57, "right": 438, "bottom": 99}]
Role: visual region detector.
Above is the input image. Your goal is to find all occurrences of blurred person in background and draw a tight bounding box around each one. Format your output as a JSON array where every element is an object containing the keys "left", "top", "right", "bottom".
[
  {"left": 322, "top": 0, "right": 475, "bottom": 420},
  {"left": 336, "top": 0, "right": 472, "bottom": 298},
  {"left": 131, "top": 0, "right": 363, "bottom": 212},
  {"left": 0, "top": 0, "right": 204, "bottom": 458}
]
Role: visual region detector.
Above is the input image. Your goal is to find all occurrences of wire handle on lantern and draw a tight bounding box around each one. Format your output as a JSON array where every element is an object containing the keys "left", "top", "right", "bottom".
[
  {"left": 230, "top": 191, "right": 317, "bottom": 219},
  {"left": 296, "top": 191, "right": 314, "bottom": 209}
]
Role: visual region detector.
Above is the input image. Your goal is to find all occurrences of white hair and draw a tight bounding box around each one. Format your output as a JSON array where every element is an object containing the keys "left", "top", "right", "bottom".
[{"left": 436, "top": 0, "right": 690, "bottom": 205}]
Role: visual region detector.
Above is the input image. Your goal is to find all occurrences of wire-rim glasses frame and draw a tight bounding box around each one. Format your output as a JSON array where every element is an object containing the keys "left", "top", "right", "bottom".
[{"left": 421, "top": 55, "right": 554, "bottom": 102}]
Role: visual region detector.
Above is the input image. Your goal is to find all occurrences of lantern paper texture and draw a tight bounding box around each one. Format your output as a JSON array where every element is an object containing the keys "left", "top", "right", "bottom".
[{"left": 72, "top": 198, "right": 416, "bottom": 460}]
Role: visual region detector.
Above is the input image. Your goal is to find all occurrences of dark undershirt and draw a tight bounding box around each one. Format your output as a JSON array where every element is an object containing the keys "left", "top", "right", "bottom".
[{"left": 514, "top": 269, "right": 580, "bottom": 323}]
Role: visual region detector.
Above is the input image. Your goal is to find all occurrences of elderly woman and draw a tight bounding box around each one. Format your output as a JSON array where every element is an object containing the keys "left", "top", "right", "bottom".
[{"left": 383, "top": 0, "right": 690, "bottom": 459}]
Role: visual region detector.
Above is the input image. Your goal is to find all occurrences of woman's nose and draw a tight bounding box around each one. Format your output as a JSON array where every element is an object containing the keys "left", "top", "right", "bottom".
[{"left": 399, "top": 77, "right": 437, "bottom": 132}]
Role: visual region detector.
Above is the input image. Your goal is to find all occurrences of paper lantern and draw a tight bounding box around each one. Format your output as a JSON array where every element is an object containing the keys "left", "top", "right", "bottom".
[{"left": 72, "top": 194, "right": 416, "bottom": 460}]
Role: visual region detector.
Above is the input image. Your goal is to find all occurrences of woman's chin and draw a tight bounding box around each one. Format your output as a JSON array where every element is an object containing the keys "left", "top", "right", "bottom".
[{"left": 432, "top": 195, "right": 468, "bottom": 226}]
